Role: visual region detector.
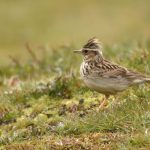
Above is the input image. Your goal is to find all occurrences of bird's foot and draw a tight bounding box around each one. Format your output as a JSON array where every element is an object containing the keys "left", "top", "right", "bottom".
[{"left": 97, "top": 98, "right": 108, "bottom": 111}]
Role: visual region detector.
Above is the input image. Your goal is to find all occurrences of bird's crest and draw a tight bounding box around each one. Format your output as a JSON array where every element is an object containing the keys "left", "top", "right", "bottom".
[{"left": 83, "top": 37, "right": 102, "bottom": 50}]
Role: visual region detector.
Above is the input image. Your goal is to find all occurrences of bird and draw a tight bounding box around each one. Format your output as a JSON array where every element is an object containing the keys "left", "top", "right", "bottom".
[{"left": 74, "top": 37, "right": 150, "bottom": 109}]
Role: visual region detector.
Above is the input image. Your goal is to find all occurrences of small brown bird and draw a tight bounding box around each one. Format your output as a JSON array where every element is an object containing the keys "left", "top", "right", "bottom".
[{"left": 74, "top": 38, "right": 150, "bottom": 109}]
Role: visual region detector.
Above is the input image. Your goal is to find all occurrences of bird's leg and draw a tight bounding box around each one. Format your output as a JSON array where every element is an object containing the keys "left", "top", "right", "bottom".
[{"left": 98, "top": 95, "right": 109, "bottom": 110}]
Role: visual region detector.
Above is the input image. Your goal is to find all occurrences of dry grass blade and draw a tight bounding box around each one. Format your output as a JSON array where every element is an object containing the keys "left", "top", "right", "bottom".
[
  {"left": 8, "top": 55, "right": 21, "bottom": 66},
  {"left": 25, "top": 43, "right": 41, "bottom": 64}
]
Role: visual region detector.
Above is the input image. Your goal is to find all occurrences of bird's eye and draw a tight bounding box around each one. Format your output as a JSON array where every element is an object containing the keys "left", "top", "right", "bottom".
[{"left": 83, "top": 50, "right": 88, "bottom": 54}]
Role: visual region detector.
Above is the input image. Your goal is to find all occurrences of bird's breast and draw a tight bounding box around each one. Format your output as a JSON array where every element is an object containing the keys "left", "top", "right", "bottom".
[{"left": 80, "top": 62, "right": 89, "bottom": 77}]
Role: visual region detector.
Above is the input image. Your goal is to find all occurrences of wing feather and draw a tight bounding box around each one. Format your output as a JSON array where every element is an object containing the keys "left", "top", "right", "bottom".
[{"left": 90, "top": 59, "right": 147, "bottom": 81}]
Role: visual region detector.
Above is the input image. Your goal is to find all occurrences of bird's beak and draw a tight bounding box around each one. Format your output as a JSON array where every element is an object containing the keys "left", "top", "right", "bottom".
[{"left": 73, "top": 49, "right": 82, "bottom": 54}]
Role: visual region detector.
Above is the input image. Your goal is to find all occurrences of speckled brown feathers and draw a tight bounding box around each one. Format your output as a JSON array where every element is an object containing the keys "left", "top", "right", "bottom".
[{"left": 75, "top": 38, "right": 150, "bottom": 96}]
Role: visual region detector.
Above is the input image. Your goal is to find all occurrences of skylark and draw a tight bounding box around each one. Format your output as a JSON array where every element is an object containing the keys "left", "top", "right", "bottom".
[{"left": 74, "top": 38, "right": 150, "bottom": 109}]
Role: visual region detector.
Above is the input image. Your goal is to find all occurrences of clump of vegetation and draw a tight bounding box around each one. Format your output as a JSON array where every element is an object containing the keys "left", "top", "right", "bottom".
[{"left": 0, "top": 40, "right": 149, "bottom": 149}]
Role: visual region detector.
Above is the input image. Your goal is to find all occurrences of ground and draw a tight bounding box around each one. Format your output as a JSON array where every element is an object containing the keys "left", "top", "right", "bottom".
[{"left": 0, "top": 43, "right": 150, "bottom": 150}]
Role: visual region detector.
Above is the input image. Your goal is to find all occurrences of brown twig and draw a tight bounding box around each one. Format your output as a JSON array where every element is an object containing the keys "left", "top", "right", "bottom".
[
  {"left": 8, "top": 55, "right": 21, "bottom": 66},
  {"left": 25, "top": 42, "right": 41, "bottom": 64}
]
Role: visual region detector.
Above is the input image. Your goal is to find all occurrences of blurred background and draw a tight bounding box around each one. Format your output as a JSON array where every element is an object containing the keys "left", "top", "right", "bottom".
[{"left": 0, "top": 0, "right": 150, "bottom": 65}]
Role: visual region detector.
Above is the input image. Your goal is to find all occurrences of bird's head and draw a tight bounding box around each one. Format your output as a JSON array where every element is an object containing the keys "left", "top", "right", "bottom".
[{"left": 74, "top": 37, "right": 103, "bottom": 61}]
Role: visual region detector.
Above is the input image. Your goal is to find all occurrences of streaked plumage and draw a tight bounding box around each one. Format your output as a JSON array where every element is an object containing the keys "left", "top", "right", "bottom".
[{"left": 74, "top": 38, "right": 150, "bottom": 98}]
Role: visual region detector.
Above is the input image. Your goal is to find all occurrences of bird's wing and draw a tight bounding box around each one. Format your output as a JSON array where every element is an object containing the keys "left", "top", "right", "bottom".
[{"left": 91, "top": 59, "right": 146, "bottom": 81}]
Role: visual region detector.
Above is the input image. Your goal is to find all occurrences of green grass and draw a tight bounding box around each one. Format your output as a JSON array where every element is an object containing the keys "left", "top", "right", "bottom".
[{"left": 0, "top": 41, "right": 149, "bottom": 149}]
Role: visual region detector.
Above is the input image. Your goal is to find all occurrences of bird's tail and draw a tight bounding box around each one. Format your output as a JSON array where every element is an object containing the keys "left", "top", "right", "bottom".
[{"left": 144, "top": 78, "right": 150, "bottom": 83}]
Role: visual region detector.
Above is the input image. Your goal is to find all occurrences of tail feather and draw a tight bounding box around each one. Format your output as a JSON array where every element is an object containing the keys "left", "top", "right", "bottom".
[
  {"left": 144, "top": 78, "right": 150, "bottom": 83},
  {"left": 133, "top": 77, "right": 150, "bottom": 84}
]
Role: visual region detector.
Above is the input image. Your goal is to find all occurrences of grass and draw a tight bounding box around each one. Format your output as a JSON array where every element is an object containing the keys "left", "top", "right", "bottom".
[
  {"left": 0, "top": 1, "right": 150, "bottom": 149},
  {"left": 0, "top": 41, "right": 149, "bottom": 150}
]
